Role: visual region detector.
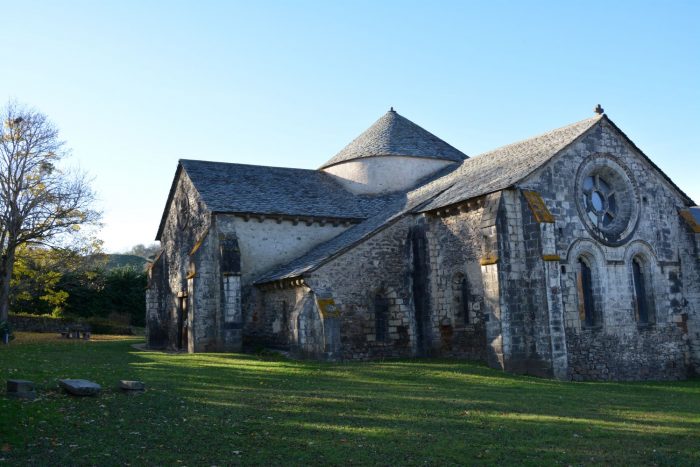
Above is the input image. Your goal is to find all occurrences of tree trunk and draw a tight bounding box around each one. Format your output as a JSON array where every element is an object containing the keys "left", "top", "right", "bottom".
[{"left": 0, "top": 247, "right": 16, "bottom": 322}]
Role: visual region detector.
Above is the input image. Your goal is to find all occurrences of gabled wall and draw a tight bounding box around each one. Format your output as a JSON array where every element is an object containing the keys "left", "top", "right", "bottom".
[
  {"left": 229, "top": 216, "right": 351, "bottom": 286},
  {"left": 518, "top": 119, "right": 695, "bottom": 380},
  {"left": 147, "top": 170, "right": 211, "bottom": 351},
  {"left": 147, "top": 167, "right": 356, "bottom": 353}
]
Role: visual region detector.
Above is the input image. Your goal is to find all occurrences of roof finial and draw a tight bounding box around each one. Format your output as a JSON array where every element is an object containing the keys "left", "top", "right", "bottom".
[
  {"left": 389, "top": 106, "right": 395, "bottom": 113},
  {"left": 594, "top": 104, "right": 604, "bottom": 115}
]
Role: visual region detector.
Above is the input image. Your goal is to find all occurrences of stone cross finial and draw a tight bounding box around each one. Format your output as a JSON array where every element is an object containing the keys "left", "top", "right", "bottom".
[{"left": 594, "top": 104, "right": 604, "bottom": 115}]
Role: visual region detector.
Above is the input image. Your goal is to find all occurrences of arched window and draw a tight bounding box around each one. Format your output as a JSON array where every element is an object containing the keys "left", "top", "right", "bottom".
[
  {"left": 632, "top": 256, "right": 655, "bottom": 325},
  {"left": 576, "top": 257, "right": 596, "bottom": 327},
  {"left": 374, "top": 293, "right": 389, "bottom": 341}
]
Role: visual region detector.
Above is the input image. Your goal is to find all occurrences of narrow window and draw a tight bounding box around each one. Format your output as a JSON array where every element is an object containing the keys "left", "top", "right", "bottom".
[
  {"left": 461, "top": 277, "right": 470, "bottom": 324},
  {"left": 281, "top": 300, "right": 289, "bottom": 325},
  {"left": 452, "top": 273, "right": 470, "bottom": 325},
  {"left": 576, "top": 257, "right": 596, "bottom": 327},
  {"left": 374, "top": 293, "right": 389, "bottom": 341},
  {"left": 632, "top": 257, "right": 654, "bottom": 325}
]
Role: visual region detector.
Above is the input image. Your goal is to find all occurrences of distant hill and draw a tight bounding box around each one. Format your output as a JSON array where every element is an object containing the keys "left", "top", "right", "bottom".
[{"left": 105, "top": 254, "right": 149, "bottom": 271}]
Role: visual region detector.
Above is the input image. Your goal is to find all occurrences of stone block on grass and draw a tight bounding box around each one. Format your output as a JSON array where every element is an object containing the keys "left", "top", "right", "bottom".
[
  {"left": 58, "top": 379, "right": 101, "bottom": 396},
  {"left": 119, "top": 380, "right": 145, "bottom": 391},
  {"left": 7, "top": 379, "right": 36, "bottom": 399}
]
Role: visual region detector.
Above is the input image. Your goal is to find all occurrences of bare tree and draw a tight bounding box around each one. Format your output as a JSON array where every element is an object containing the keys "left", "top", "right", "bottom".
[{"left": 0, "top": 101, "right": 100, "bottom": 321}]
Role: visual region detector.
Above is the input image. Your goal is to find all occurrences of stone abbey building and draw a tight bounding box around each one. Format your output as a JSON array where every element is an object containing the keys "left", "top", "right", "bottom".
[{"left": 147, "top": 108, "right": 700, "bottom": 381}]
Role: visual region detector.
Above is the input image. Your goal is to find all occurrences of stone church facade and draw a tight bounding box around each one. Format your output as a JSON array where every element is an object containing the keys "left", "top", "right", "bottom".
[{"left": 147, "top": 108, "right": 700, "bottom": 381}]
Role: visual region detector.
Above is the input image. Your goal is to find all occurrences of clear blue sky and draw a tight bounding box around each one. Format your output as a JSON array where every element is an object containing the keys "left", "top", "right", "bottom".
[{"left": 2, "top": 1, "right": 698, "bottom": 252}]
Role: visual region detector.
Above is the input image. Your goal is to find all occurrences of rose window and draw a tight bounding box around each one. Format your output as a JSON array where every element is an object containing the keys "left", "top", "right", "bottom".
[
  {"left": 582, "top": 175, "right": 617, "bottom": 228},
  {"left": 575, "top": 155, "right": 640, "bottom": 246}
]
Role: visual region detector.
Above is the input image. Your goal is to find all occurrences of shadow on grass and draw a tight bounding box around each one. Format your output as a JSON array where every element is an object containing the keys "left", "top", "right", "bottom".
[{"left": 1, "top": 336, "right": 699, "bottom": 465}]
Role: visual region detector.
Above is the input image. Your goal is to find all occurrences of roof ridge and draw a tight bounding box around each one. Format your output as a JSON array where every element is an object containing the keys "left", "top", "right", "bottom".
[
  {"left": 415, "top": 114, "right": 604, "bottom": 212},
  {"left": 179, "top": 158, "right": 319, "bottom": 174},
  {"left": 467, "top": 115, "right": 603, "bottom": 161}
]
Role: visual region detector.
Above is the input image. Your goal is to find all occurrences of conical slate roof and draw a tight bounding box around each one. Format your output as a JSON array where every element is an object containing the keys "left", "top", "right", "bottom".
[{"left": 319, "top": 109, "right": 467, "bottom": 169}]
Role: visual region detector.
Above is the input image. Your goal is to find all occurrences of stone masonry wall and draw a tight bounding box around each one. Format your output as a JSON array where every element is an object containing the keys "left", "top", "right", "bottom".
[
  {"left": 304, "top": 208, "right": 492, "bottom": 361},
  {"left": 250, "top": 284, "right": 340, "bottom": 359},
  {"left": 156, "top": 196, "right": 353, "bottom": 353},
  {"left": 566, "top": 326, "right": 687, "bottom": 380},
  {"left": 245, "top": 285, "right": 302, "bottom": 350},
  {"left": 188, "top": 223, "right": 225, "bottom": 352},
  {"left": 498, "top": 190, "right": 559, "bottom": 377},
  {"left": 149, "top": 170, "right": 211, "bottom": 351},
  {"left": 307, "top": 217, "right": 417, "bottom": 360},
  {"left": 680, "top": 227, "right": 700, "bottom": 373},
  {"left": 228, "top": 211, "right": 352, "bottom": 351},
  {"left": 520, "top": 119, "right": 695, "bottom": 380},
  {"left": 423, "top": 202, "right": 487, "bottom": 361}
]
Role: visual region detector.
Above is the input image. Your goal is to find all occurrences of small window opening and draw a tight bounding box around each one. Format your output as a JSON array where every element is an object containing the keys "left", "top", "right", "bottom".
[
  {"left": 281, "top": 300, "right": 289, "bottom": 325},
  {"left": 461, "top": 277, "right": 470, "bottom": 324},
  {"left": 632, "top": 257, "right": 654, "bottom": 325},
  {"left": 374, "top": 293, "right": 390, "bottom": 341},
  {"left": 576, "top": 257, "right": 596, "bottom": 327}
]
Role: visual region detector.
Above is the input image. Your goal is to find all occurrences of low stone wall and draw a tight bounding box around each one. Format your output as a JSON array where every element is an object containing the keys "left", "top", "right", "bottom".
[
  {"left": 9, "top": 314, "right": 133, "bottom": 335},
  {"left": 9, "top": 315, "right": 71, "bottom": 333},
  {"left": 566, "top": 325, "right": 689, "bottom": 381}
]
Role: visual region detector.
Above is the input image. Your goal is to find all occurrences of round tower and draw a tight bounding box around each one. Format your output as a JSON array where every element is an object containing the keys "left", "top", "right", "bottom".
[{"left": 320, "top": 109, "right": 467, "bottom": 195}]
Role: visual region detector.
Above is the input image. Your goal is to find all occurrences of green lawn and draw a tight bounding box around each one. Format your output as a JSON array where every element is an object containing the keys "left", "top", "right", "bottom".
[{"left": 1, "top": 333, "right": 700, "bottom": 466}]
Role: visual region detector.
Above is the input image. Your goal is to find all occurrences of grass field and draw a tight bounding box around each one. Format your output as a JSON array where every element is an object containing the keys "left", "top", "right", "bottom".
[{"left": 1, "top": 332, "right": 700, "bottom": 465}]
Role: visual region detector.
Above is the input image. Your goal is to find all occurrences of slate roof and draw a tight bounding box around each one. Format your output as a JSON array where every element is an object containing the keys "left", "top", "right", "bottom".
[
  {"left": 180, "top": 159, "right": 391, "bottom": 218},
  {"left": 319, "top": 109, "right": 467, "bottom": 169},
  {"left": 418, "top": 115, "right": 604, "bottom": 211},
  {"left": 159, "top": 110, "right": 695, "bottom": 283},
  {"left": 256, "top": 115, "right": 605, "bottom": 284},
  {"left": 155, "top": 160, "right": 398, "bottom": 240},
  {"left": 254, "top": 170, "right": 458, "bottom": 284}
]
